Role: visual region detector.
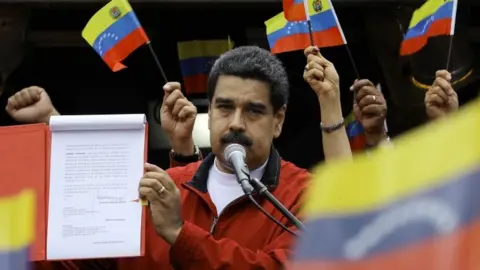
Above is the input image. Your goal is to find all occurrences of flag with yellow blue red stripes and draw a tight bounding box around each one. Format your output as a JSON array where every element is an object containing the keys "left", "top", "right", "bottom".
[
  {"left": 0, "top": 189, "right": 35, "bottom": 270},
  {"left": 290, "top": 97, "right": 480, "bottom": 270}
]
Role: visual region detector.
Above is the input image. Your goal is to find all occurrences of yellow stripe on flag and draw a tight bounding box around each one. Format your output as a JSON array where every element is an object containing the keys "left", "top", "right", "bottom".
[
  {"left": 265, "top": 12, "right": 288, "bottom": 36},
  {"left": 0, "top": 189, "right": 35, "bottom": 250},
  {"left": 308, "top": 0, "right": 333, "bottom": 16},
  {"left": 177, "top": 39, "right": 232, "bottom": 60},
  {"left": 81, "top": 0, "right": 134, "bottom": 46},
  {"left": 345, "top": 111, "right": 355, "bottom": 125},
  {"left": 409, "top": 0, "right": 453, "bottom": 28},
  {"left": 304, "top": 97, "right": 480, "bottom": 218}
]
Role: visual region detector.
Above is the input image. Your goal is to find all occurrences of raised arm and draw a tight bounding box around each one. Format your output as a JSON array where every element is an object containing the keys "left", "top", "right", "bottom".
[
  {"left": 303, "top": 46, "right": 351, "bottom": 161},
  {"left": 5, "top": 86, "right": 59, "bottom": 124},
  {"left": 158, "top": 82, "right": 204, "bottom": 167}
]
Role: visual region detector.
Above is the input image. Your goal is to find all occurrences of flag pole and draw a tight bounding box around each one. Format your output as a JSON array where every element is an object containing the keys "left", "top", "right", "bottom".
[
  {"left": 445, "top": 35, "right": 454, "bottom": 71},
  {"left": 146, "top": 41, "right": 168, "bottom": 84},
  {"left": 446, "top": 0, "right": 458, "bottom": 71},
  {"left": 345, "top": 45, "right": 360, "bottom": 79},
  {"left": 327, "top": 0, "right": 360, "bottom": 79},
  {"left": 303, "top": 0, "right": 315, "bottom": 46},
  {"left": 306, "top": 21, "right": 315, "bottom": 46}
]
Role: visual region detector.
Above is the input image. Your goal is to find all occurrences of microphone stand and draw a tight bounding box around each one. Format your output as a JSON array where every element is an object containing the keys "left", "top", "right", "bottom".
[{"left": 250, "top": 177, "right": 306, "bottom": 231}]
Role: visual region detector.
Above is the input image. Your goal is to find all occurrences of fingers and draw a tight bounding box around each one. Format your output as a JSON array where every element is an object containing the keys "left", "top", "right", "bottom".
[
  {"left": 304, "top": 65, "right": 325, "bottom": 82},
  {"left": 304, "top": 46, "right": 320, "bottom": 57},
  {"left": 432, "top": 77, "right": 455, "bottom": 96},
  {"left": 144, "top": 163, "right": 176, "bottom": 191},
  {"left": 435, "top": 70, "right": 452, "bottom": 82},
  {"left": 5, "top": 97, "right": 14, "bottom": 114},
  {"left": 350, "top": 80, "right": 384, "bottom": 109},
  {"left": 171, "top": 98, "right": 189, "bottom": 115},
  {"left": 361, "top": 104, "right": 386, "bottom": 116},
  {"left": 428, "top": 85, "right": 448, "bottom": 101},
  {"left": 138, "top": 163, "right": 177, "bottom": 204},
  {"left": 350, "top": 79, "right": 375, "bottom": 93},
  {"left": 306, "top": 53, "right": 332, "bottom": 68},
  {"left": 178, "top": 105, "right": 197, "bottom": 119},
  {"left": 426, "top": 74, "right": 454, "bottom": 106},
  {"left": 138, "top": 178, "right": 165, "bottom": 203},
  {"left": 357, "top": 94, "right": 384, "bottom": 109},
  {"left": 162, "top": 82, "right": 182, "bottom": 107},
  {"left": 7, "top": 86, "right": 43, "bottom": 110},
  {"left": 163, "top": 82, "right": 182, "bottom": 97},
  {"left": 162, "top": 82, "right": 197, "bottom": 119},
  {"left": 145, "top": 162, "right": 163, "bottom": 173},
  {"left": 425, "top": 89, "right": 445, "bottom": 107},
  {"left": 171, "top": 98, "right": 197, "bottom": 120},
  {"left": 164, "top": 89, "right": 185, "bottom": 108},
  {"left": 303, "top": 53, "right": 333, "bottom": 82}
]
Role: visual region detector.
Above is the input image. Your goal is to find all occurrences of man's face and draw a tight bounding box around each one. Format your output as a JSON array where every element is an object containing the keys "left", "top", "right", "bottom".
[{"left": 208, "top": 75, "right": 286, "bottom": 169}]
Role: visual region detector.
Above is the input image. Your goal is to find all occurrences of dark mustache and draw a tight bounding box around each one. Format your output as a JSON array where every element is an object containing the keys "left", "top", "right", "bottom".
[{"left": 220, "top": 132, "right": 253, "bottom": 147}]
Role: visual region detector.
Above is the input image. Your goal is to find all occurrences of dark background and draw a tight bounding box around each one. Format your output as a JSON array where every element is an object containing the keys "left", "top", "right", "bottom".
[{"left": 3, "top": 0, "right": 480, "bottom": 170}]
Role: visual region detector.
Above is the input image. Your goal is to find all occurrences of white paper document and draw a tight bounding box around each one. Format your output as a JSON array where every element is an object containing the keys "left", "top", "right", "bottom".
[{"left": 47, "top": 114, "right": 146, "bottom": 260}]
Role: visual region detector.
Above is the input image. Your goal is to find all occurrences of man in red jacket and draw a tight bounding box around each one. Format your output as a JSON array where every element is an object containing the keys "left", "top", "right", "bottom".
[
  {"left": 119, "top": 46, "right": 307, "bottom": 270},
  {"left": 118, "top": 46, "right": 351, "bottom": 270},
  {"left": 24, "top": 45, "right": 349, "bottom": 270}
]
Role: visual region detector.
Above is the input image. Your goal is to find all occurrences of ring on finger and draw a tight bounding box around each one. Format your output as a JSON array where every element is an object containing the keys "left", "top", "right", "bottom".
[
  {"left": 157, "top": 185, "right": 166, "bottom": 195},
  {"left": 304, "top": 64, "right": 309, "bottom": 71},
  {"left": 372, "top": 95, "right": 376, "bottom": 101}
]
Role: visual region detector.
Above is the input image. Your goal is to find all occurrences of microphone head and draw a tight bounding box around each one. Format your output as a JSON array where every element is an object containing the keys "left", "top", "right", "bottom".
[{"left": 224, "top": 143, "right": 246, "bottom": 162}]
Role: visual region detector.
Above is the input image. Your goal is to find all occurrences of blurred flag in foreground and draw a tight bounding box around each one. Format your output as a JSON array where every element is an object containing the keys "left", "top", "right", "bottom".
[
  {"left": 266, "top": 0, "right": 346, "bottom": 54},
  {"left": 82, "top": 0, "right": 150, "bottom": 71},
  {"left": 400, "top": 0, "right": 458, "bottom": 56},
  {"left": 177, "top": 39, "right": 233, "bottom": 95},
  {"left": 290, "top": 97, "right": 480, "bottom": 270},
  {"left": 0, "top": 189, "right": 35, "bottom": 270}
]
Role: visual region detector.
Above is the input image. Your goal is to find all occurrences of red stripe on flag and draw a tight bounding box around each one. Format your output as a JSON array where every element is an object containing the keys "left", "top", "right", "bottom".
[
  {"left": 349, "top": 134, "right": 366, "bottom": 152},
  {"left": 102, "top": 27, "right": 149, "bottom": 72},
  {"left": 183, "top": 74, "right": 209, "bottom": 95},
  {"left": 271, "top": 27, "right": 344, "bottom": 54},
  {"left": 400, "top": 18, "right": 452, "bottom": 56},
  {"left": 283, "top": 0, "right": 307, "bottom": 21}
]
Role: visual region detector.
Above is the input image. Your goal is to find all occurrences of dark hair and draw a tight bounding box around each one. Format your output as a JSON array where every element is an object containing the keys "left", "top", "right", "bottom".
[{"left": 207, "top": 46, "right": 289, "bottom": 112}]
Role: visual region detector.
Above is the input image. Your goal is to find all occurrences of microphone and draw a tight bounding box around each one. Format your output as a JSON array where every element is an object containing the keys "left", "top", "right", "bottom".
[
  {"left": 224, "top": 144, "right": 306, "bottom": 233},
  {"left": 224, "top": 144, "right": 255, "bottom": 195}
]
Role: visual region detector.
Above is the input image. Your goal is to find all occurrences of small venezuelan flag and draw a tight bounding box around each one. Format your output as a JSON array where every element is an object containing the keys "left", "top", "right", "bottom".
[
  {"left": 82, "top": 0, "right": 150, "bottom": 72},
  {"left": 266, "top": 0, "right": 346, "bottom": 54},
  {"left": 400, "top": 0, "right": 458, "bottom": 56},
  {"left": 290, "top": 97, "right": 480, "bottom": 270},
  {"left": 177, "top": 39, "right": 233, "bottom": 95},
  {"left": 345, "top": 111, "right": 366, "bottom": 152},
  {"left": 0, "top": 189, "right": 35, "bottom": 270}
]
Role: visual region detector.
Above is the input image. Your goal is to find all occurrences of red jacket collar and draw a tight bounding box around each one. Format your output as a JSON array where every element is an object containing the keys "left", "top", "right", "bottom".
[{"left": 184, "top": 147, "right": 281, "bottom": 193}]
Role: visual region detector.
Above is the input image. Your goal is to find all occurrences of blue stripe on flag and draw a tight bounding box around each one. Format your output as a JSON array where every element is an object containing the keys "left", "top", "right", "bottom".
[
  {"left": 294, "top": 166, "right": 480, "bottom": 261},
  {"left": 0, "top": 247, "right": 30, "bottom": 270},
  {"left": 92, "top": 11, "right": 143, "bottom": 57}
]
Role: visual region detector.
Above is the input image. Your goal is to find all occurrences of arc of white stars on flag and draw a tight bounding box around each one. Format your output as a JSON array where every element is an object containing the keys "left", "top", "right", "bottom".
[
  {"left": 97, "top": 32, "right": 120, "bottom": 55},
  {"left": 286, "top": 21, "right": 308, "bottom": 35}
]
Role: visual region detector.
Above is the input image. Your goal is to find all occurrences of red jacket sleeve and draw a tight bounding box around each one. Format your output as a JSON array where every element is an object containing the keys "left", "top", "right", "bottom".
[
  {"left": 169, "top": 150, "right": 203, "bottom": 168},
  {"left": 168, "top": 205, "right": 302, "bottom": 269}
]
